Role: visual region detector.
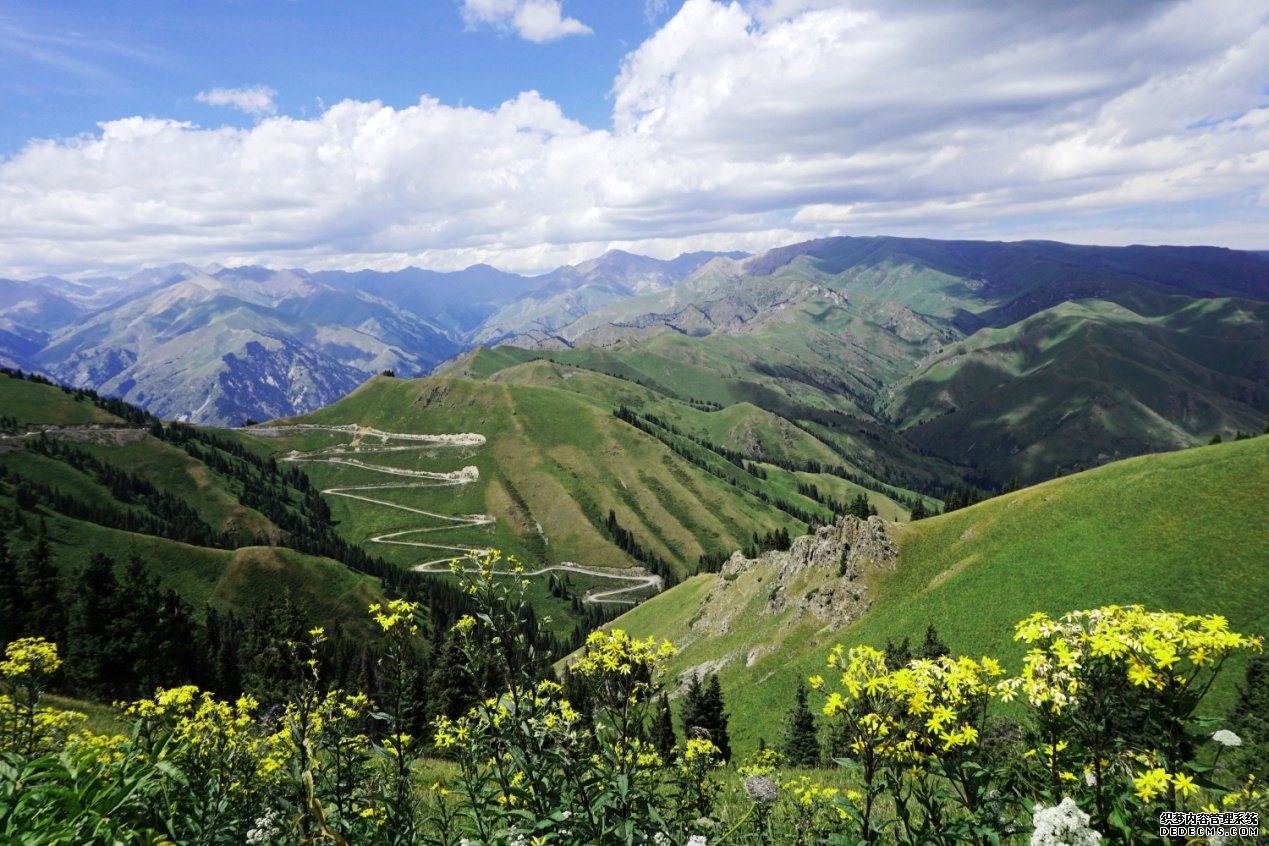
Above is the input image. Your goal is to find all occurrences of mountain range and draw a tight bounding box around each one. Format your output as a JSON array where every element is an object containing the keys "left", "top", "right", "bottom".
[
  {"left": 2, "top": 235, "right": 1266, "bottom": 487},
  {"left": 0, "top": 250, "right": 736, "bottom": 425}
]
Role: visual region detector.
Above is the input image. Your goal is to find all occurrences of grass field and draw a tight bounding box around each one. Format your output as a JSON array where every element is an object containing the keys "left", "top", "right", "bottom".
[
  {"left": 607, "top": 436, "right": 1269, "bottom": 753},
  {"left": 0, "top": 374, "right": 124, "bottom": 427},
  {"left": 261, "top": 374, "right": 820, "bottom": 576}
]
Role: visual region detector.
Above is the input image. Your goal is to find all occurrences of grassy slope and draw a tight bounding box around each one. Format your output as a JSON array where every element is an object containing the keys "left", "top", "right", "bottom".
[
  {"left": 0, "top": 377, "right": 124, "bottom": 426},
  {"left": 0, "top": 374, "right": 387, "bottom": 634},
  {"left": 265, "top": 373, "right": 813, "bottom": 578},
  {"left": 453, "top": 334, "right": 971, "bottom": 496},
  {"left": 1, "top": 490, "right": 387, "bottom": 635},
  {"left": 81, "top": 437, "right": 278, "bottom": 537},
  {"left": 452, "top": 350, "right": 932, "bottom": 515},
  {"left": 609, "top": 437, "right": 1269, "bottom": 752},
  {"left": 889, "top": 298, "right": 1268, "bottom": 482}
]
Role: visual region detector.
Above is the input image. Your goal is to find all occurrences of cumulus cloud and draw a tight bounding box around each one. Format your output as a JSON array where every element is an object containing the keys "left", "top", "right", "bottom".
[
  {"left": 195, "top": 85, "right": 277, "bottom": 116},
  {"left": 461, "top": 0, "right": 592, "bottom": 43},
  {"left": 1, "top": 0, "right": 1267, "bottom": 278}
]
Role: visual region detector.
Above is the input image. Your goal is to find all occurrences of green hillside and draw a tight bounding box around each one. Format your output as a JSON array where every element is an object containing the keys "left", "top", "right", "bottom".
[
  {"left": 243, "top": 366, "right": 943, "bottom": 639},
  {"left": 606, "top": 436, "right": 1269, "bottom": 753},
  {"left": 0, "top": 374, "right": 124, "bottom": 427},
  {"left": 889, "top": 298, "right": 1269, "bottom": 481},
  {"left": 0, "top": 370, "right": 390, "bottom": 631},
  {"left": 484, "top": 237, "right": 1267, "bottom": 490},
  {"left": 1, "top": 507, "right": 386, "bottom": 637},
  {"left": 263, "top": 374, "right": 836, "bottom": 566},
  {"left": 446, "top": 345, "right": 954, "bottom": 501}
]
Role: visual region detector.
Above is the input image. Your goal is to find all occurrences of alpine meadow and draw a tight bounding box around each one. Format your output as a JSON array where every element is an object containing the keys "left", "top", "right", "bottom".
[{"left": 3, "top": 2, "right": 1269, "bottom": 844}]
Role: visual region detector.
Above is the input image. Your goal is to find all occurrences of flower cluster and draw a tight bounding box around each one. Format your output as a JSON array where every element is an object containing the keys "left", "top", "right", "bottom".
[
  {"left": 368, "top": 598, "right": 420, "bottom": 635},
  {"left": 887, "top": 654, "right": 1003, "bottom": 754},
  {"left": 1030, "top": 796, "right": 1103, "bottom": 846},
  {"left": 1, "top": 636, "right": 62, "bottom": 679},
  {"left": 572, "top": 628, "right": 677, "bottom": 679},
  {"left": 127, "top": 685, "right": 289, "bottom": 786},
  {"left": 1011, "top": 606, "right": 1262, "bottom": 707}
]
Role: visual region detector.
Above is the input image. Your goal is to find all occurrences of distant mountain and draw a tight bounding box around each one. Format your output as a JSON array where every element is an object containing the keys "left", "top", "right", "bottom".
[
  {"left": 2, "top": 251, "right": 744, "bottom": 425},
  {"left": 311, "top": 263, "right": 540, "bottom": 337},
  {"left": 5, "top": 236, "right": 1265, "bottom": 461},
  {"left": 471, "top": 249, "right": 748, "bottom": 346},
  {"left": 29, "top": 267, "right": 461, "bottom": 424},
  {"left": 494, "top": 236, "right": 1269, "bottom": 484}
]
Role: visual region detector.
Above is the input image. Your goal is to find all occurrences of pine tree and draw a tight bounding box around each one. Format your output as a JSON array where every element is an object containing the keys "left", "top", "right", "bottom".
[
  {"left": 64, "top": 553, "right": 124, "bottom": 699},
  {"left": 0, "top": 534, "right": 24, "bottom": 645},
  {"left": 20, "top": 531, "right": 65, "bottom": 644},
  {"left": 779, "top": 681, "right": 819, "bottom": 767},
  {"left": 847, "top": 493, "right": 873, "bottom": 519},
  {"left": 884, "top": 636, "right": 912, "bottom": 670},
  {"left": 917, "top": 623, "right": 950, "bottom": 661},
  {"left": 909, "top": 498, "right": 927, "bottom": 521},
  {"left": 681, "top": 674, "right": 731, "bottom": 761},
  {"left": 680, "top": 674, "right": 706, "bottom": 746},
  {"left": 651, "top": 693, "right": 677, "bottom": 761},
  {"left": 426, "top": 629, "right": 480, "bottom": 724},
  {"left": 142, "top": 587, "right": 206, "bottom": 694},
  {"left": 1229, "top": 654, "right": 1269, "bottom": 780}
]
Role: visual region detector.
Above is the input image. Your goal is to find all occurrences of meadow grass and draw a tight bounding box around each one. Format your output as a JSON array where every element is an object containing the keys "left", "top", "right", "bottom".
[{"left": 607, "top": 438, "right": 1269, "bottom": 753}]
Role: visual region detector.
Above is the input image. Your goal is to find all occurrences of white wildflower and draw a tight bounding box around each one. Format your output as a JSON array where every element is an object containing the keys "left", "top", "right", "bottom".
[
  {"left": 688, "top": 836, "right": 708, "bottom": 846},
  {"left": 1212, "top": 729, "right": 1242, "bottom": 747},
  {"left": 1031, "top": 797, "right": 1102, "bottom": 846},
  {"left": 246, "top": 810, "right": 282, "bottom": 846}
]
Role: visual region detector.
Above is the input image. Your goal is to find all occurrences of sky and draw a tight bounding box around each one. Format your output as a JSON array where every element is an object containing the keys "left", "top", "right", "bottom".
[{"left": 1, "top": 0, "right": 1267, "bottom": 279}]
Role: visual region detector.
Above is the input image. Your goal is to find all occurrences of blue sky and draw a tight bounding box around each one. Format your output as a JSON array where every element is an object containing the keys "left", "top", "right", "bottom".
[
  {"left": 1, "top": 0, "right": 1267, "bottom": 278},
  {"left": 0, "top": 1, "right": 657, "bottom": 152}
]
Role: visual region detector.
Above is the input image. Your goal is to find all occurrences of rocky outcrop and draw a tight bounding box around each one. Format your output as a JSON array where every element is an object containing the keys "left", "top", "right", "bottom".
[{"left": 717, "top": 515, "right": 898, "bottom": 631}]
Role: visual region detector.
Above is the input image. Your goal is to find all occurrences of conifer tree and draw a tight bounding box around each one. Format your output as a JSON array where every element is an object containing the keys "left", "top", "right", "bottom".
[
  {"left": 0, "top": 534, "right": 23, "bottom": 645},
  {"left": 426, "top": 629, "right": 480, "bottom": 724},
  {"left": 779, "top": 681, "right": 819, "bottom": 767},
  {"left": 680, "top": 674, "right": 706, "bottom": 746},
  {"left": 917, "top": 623, "right": 950, "bottom": 661},
  {"left": 884, "top": 636, "right": 913, "bottom": 670},
  {"left": 1229, "top": 655, "right": 1269, "bottom": 779},
  {"left": 64, "top": 553, "right": 124, "bottom": 699},
  {"left": 681, "top": 674, "right": 731, "bottom": 761},
  {"left": 20, "top": 531, "right": 65, "bottom": 645},
  {"left": 652, "top": 693, "right": 677, "bottom": 761}
]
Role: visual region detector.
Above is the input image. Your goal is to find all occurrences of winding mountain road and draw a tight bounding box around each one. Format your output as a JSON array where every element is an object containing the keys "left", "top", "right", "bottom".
[{"left": 250, "top": 424, "right": 660, "bottom": 604}]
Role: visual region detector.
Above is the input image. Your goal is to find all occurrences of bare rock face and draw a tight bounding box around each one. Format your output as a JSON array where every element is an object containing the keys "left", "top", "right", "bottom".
[{"left": 717, "top": 515, "right": 898, "bottom": 631}]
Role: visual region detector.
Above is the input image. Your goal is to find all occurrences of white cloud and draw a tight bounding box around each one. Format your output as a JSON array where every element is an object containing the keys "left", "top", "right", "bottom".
[
  {"left": 1, "top": 0, "right": 1268, "bottom": 278},
  {"left": 461, "top": 0, "right": 592, "bottom": 43},
  {"left": 196, "top": 85, "right": 277, "bottom": 116}
]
